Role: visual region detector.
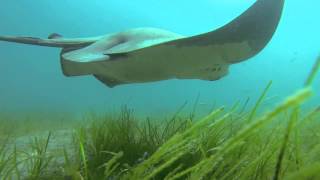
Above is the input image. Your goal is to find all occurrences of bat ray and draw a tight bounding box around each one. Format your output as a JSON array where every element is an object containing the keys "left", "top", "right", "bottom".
[{"left": 0, "top": 0, "right": 285, "bottom": 88}]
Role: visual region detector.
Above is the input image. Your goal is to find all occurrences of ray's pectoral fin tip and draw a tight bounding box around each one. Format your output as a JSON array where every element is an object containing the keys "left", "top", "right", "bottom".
[{"left": 0, "top": 0, "right": 285, "bottom": 88}]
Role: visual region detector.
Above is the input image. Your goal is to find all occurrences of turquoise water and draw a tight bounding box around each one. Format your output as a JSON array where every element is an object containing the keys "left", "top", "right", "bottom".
[{"left": 0, "top": 0, "right": 319, "bottom": 117}]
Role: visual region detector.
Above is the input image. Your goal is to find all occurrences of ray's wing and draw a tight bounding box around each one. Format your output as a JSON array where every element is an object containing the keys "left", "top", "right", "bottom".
[
  {"left": 126, "top": 0, "right": 285, "bottom": 64},
  {"left": 172, "top": 0, "right": 285, "bottom": 63}
]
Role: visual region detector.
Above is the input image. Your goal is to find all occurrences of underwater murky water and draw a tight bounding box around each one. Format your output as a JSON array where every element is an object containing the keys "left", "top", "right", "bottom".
[
  {"left": 0, "top": 0, "right": 319, "bottom": 117},
  {"left": 0, "top": 0, "right": 320, "bottom": 179}
]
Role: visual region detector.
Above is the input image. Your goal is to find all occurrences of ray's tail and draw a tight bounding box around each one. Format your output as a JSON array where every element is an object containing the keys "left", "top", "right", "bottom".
[{"left": 0, "top": 35, "right": 101, "bottom": 48}]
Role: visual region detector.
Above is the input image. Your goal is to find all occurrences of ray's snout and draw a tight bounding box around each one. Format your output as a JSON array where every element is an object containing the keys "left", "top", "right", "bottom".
[
  {"left": 60, "top": 47, "right": 110, "bottom": 76},
  {"left": 60, "top": 52, "right": 94, "bottom": 77}
]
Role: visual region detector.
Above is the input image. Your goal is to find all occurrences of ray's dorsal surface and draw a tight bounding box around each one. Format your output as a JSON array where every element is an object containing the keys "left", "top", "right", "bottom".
[{"left": 0, "top": 0, "right": 285, "bottom": 88}]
